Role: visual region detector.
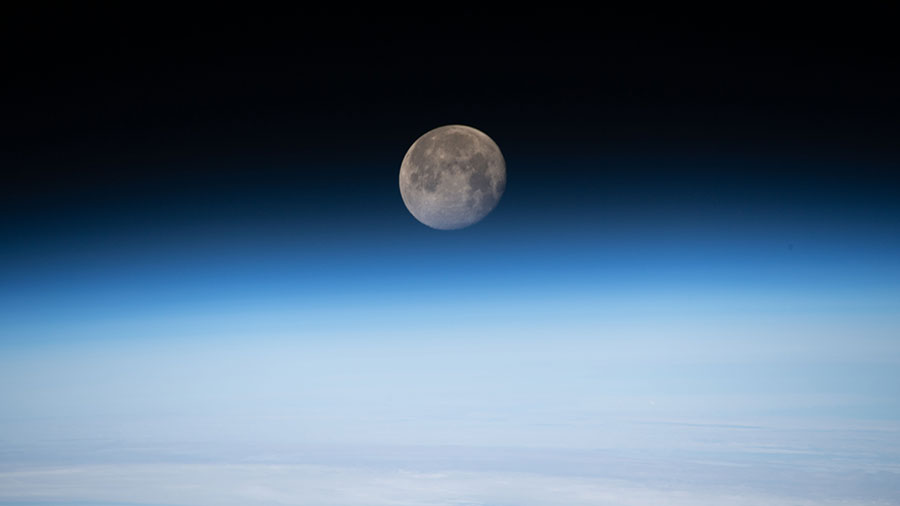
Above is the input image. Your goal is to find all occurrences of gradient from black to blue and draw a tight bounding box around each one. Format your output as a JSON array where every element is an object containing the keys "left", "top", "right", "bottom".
[
  {"left": 2, "top": 13, "right": 900, "bottom": 504},
  {"left": 4, "top": 19, "right": 900, "bottom": 328}
]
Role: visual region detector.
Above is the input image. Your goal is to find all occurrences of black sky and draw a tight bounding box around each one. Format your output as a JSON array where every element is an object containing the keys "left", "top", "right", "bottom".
[{"left": 3, "top": 11, "right": 900, "bottom": 247}]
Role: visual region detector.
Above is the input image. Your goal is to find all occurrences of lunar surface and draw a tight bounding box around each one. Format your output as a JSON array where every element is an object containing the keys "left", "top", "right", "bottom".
[{"left": 399, "top": 125, "right": 506, "bottom": 230}]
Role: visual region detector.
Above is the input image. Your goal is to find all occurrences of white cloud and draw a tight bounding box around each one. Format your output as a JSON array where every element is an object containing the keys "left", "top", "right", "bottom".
[{"left": 0, "top": 460, "right": 895, "bottom": 506}]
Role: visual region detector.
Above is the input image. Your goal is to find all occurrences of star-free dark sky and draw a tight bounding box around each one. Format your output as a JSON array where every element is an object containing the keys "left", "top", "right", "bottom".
[{"left": 5, "top": 14, "right": 899, "bottom": 248}]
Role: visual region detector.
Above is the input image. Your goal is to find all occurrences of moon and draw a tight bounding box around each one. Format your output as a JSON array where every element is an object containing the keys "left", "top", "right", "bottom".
[{"left": 399, "top": 125, "right": 506, "bottom": 230}]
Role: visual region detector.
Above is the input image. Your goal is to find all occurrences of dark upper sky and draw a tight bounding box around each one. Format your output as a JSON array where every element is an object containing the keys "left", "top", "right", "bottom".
[{"left": 3, "top": 10, "right": 900, "bottom": 251}]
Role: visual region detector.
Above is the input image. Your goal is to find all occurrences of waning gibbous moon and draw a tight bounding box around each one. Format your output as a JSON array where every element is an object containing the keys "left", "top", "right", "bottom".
[{"left": 399, "top": 125, "right": 506, "bottom": 230}]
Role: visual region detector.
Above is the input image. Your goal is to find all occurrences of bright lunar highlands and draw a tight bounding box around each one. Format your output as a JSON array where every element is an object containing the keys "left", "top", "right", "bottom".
[{"left": 399, "top": 125, "right": 506, "bottom": 230}]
